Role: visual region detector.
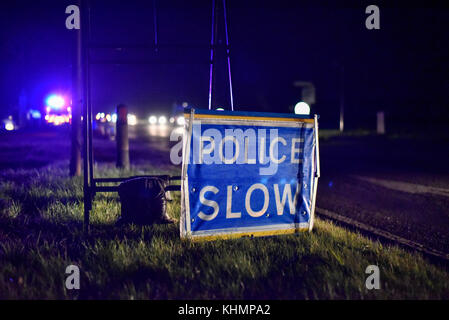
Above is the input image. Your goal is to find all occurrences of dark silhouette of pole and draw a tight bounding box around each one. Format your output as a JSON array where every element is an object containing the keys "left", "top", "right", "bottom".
[
  {"left": 339, "top": 65, "right": 345, "bottom": 132},
  {"left": 208, "top": 0, "right": 216, "bottom": 110},
  {"left": 116, "top": 104, "right": 130, "bottom": 169},
  {"left": 222, "top": 0, "right": 234, "bottom": 111},
  {"left": 82, "top": 0, "right": 92, "bottom": 234},
  {"left": 70, "top": 14, "right": 82, "bottom": 177}
]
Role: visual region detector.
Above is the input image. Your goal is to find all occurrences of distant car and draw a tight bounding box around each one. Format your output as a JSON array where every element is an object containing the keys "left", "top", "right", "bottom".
[
  {"left": 45, "top": 108, "right": 71, "bottom": 126},
  {"left": 44, "top": 94, "right": 71, "bottom": 126},
  {"left": 148, "top": 114, "right": 170, "bottom": 126}
]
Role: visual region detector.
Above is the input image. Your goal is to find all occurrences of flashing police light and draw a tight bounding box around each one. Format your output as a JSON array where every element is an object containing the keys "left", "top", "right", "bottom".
[{"left": 46, "top": 95, "right": 65, "bottom": 109}]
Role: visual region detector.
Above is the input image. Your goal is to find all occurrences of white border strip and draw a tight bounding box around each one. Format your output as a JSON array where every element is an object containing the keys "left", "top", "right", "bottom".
[
  {"left": 191, "top": 222, "right": 310, "bottom": 237},
  {"left": 308, "top": 114, "right": 320, "bottom": 232},
  {"left": 194, "top": 118, "right": 314, "bottom": 128},
  {"left": 180, "top": 109, "right": 194, "bottom": 238}
]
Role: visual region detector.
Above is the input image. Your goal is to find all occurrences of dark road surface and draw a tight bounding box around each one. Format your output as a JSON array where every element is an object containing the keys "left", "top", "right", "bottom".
[
  {"left": 316, "top": 135, "right": 449, "bottom": 255},
  {"left": 1, "top": 125, "right": 449, "bottom": 255}
]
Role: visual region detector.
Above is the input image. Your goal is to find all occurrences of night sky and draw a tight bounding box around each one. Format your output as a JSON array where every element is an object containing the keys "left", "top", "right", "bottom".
[{"left": 1, "top": 0, "right": 448, "bottom": 130}]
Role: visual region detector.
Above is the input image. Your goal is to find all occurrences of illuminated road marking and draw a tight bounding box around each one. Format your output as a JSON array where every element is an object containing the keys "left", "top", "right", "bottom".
[{"left": 354, "top": 176, "right": 449, "bottom": 198}]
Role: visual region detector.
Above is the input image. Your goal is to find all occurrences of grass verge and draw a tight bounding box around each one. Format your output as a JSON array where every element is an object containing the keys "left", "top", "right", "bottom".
[{"left": 0, "top": 162, "right": 448, "bottom": 299}]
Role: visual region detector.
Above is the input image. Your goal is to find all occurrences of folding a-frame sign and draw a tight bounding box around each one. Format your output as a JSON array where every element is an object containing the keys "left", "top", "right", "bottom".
[
  {"left": 180, "top": 109, "right": 320, "bottom": 240},
  {"left": 80, "top": 2, "right": 320, "bottom": 238}
]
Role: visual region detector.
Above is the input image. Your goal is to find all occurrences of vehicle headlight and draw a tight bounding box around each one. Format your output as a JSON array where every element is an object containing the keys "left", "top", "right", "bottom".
[
  {"left": 127, "top": 114, "right": 137, "bottom": 126},
  {"left": 176, "top": 116, "right": 185, "bottom": 126},
  {"left": 149, "top": 116, "right": 157, "bottom": 125},
  {"left": 158, "top": 116, "right": 167, "bottom": 125}
]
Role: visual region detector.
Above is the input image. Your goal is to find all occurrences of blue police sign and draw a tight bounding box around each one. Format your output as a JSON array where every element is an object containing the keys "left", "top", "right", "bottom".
[{"left": 180, "top": 109, "right": 320, "bottom": 240}]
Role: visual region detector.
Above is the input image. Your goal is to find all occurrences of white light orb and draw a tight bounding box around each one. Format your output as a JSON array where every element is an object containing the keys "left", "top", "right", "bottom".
[
  {"left": 176, "top": 116, "right": 185, "bottom": 126},
  {"left": 294, "top": 101, "right": 310, "bottom": 115},
  {"left": 5, "top": 122, "right": 14, "bottom": 131},
  {"left": 127, "top": 114, "right": 137, "bottom": 126},
  {"left": 149, "top": 116, "right": 157, "bottom": 124},
  {"left": 158, "top": 116, "right": 167, "bottom": 125}
]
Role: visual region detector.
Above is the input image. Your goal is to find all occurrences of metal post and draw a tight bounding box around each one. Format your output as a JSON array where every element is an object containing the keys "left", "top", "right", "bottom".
[
  {"left": 208, "top": 0, "right": 216, "bottom": 110},
  {"left": 87, "top": 4, "right": 94, "bottom": 187},
  {"left": 116, "top": 104, "right": 130, "bottom": 169},
  {"left": 153, "top": 0, "right": 158, "bottom": 52},
  {"left": 70, "top": 7, "right": 82, "bottom": 177},
  {"left": 339, "top": 65, "right": 344, "bottom": 132},
  {"left": 377, "top": 111, "right": 385, "bottom": 134},
  {"left": 82, "top": 0, "right": 92, "bottom": 234},
  {"left": 222, "top": 0, "right": 234, "bottom": 111}
]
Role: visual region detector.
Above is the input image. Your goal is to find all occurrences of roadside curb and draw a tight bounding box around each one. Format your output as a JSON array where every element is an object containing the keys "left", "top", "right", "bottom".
[{"left": 316, "top": 207, "right": 449, "bottom": 263}]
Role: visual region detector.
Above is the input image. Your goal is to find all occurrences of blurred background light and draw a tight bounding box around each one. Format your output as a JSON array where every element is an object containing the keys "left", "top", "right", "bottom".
[
  {"left": 5, "top": 122, "right": 14, "bottom": 131},
  {"left": 176, "top": 116, "right": 185, "bottom": 126},
  {"left": 127, "top": 114, "right": 137, "bottom": 126},
  {"left": 46, "top": 95, "right": 65, "bottom": 109},
  {"left": 294, "top": 101, "right": 310, "bottom": 115},
  {"left": 149, "top": 115, "right": 157, "bottom": 125},
  {"left": 158, "top": 116, "right": 167, "bottom": 125},
  {"left": 29, "top": 110, "right": 42, "bottom": 119}
]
